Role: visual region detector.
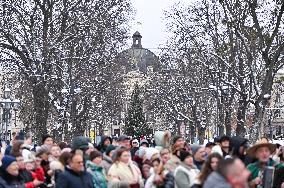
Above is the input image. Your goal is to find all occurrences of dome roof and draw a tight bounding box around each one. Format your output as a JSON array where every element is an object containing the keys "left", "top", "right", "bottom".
[{"left": 116, "top": 31, "right": 160, "bottom": 74}]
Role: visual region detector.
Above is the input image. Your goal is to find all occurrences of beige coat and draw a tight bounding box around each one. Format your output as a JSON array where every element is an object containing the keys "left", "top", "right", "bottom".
[{"left": 108, "top": 161, "right": 144, "bottom": 188}]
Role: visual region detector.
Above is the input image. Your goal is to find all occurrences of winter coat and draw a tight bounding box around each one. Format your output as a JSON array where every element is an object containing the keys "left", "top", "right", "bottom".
[
  {"left": 86, "top": 160, "right": 107, "bottom": 188},
  {"left": 108, "top": 161, "right": 144, "bottom": 188},
  {"left": 154, "top": 131, "right": 170, "bottom": 151},
  {"left": 174, "top": 162, "right": 200, "bottom": 188},
  {"left": 0, "top": 169, "right": 25, "bottom": 188},
  {"left": 55, "top": 167, "right": 94, "bottom": 188},
  {"left": 203, "top": 172, "right": 232, "bottom": 188},
  {"left": 101, "top": 153, "right": 113, "bottom": 174},
  {"left": 145, "top": 170, "right": 175, "bottom": 188}
]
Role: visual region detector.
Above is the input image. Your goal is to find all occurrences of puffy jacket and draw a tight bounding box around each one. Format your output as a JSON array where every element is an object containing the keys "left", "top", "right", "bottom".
[{"left": 86, "top": 160, "right": 107, "bottom": 188}]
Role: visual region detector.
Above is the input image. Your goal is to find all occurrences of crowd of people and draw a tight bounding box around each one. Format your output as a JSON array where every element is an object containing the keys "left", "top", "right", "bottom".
[{"left": 0, "top": 130, "right": 284, "bottom": 188}]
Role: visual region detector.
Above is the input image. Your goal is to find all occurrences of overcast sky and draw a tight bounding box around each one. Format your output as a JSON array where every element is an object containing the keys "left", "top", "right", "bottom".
[{"left": 129, "top": 0, "right": 190, "bottom": 52}]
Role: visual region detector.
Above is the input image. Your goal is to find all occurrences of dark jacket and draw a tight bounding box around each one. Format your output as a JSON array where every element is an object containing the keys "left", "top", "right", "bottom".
[
  {"left": 229, "top": 136, "right": 248, "bottom": 161},
  {"left": 0, "top": 169, "right": 25, "bottom": 188},
  {"left": 55, "top": 167, "right": 94, "bottom": 188}
]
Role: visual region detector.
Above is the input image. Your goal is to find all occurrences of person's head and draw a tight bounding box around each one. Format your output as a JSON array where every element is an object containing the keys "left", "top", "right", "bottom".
[
  {"left": 217, "top": 158, "right": 250, "bottom": 188},
  {"left": 68, "top": 153, "right": 84, "bottom": 173},
  {"left": 172, "top": 135, "right": 184, "bottom": 151},
  {"left": 140, "top": 139, "right": 149, "bottom": 147},
  {"left": 58, "top": 142, "right": 68, "bottom": 150},
  {"left": 59, "top": 152, "right": 72, "bottom": 167},
  {"left": 24, "top": 133, "right": 32, "bottom": 145},
  {"left": 89, "top": 150, "right": 103, "bottom": 166},
  {"left": 11, "top": 140, "right": 24, "bottom": 157},
  {"left": 180, "top": 150, "right": 194, "bottom": 167},
  {"left": 191, "top": 145, "right": 206, "bottom": 162},
  {"left": 131, "top": 139, "right": 139, "bottom": 148},
  {"left": 198, "top": 153, "right": 223, "bottom": 184},
  {"left": 220, "top": 136, "right": 230, "bottom": 152},
  {"left": 117, "top": 135, "right": 130, "bottom": 148},
  {"left": 105, "top": 145, "right": 116, "bottom": 158},
  {"left": 205, "top": 142, "right": 216, "bottom": 156},
  {"left": 103, "top": 137, "right": 111, "bottom": 147},
  {"left": 152, "top": 158, "right": 163, "bottom": 174},
  {"left": 160, "top": 148, "right": 170, "bottom": 164},
  {"left": 50, "top": 145, "right": 61, "bottom": 158},
  {"left": 1, "top": 155, "right": 19, "bottom": 176},
  {"left": 255, "top": 146, "right": 272, "bottom": 163},
  {"left": 42, "top": 134, "right": 53, "bottom": 146},
  {"left": 36, "top": 146, "right": 50, "bottom": 161},
  {"left": 114, "top": 147, "right": 130, "bottom": 164},
  {"left": 15, "top": 155, "right": 25, "bottom": 170}
]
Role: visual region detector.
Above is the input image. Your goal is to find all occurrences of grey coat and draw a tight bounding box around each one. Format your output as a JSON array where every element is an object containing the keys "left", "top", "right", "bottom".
[{"left": 203, "top": 172, "right": 232, "bottom": 188}]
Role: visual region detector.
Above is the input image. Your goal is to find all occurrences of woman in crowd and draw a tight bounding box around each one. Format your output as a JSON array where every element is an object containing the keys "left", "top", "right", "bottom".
[
  {"left": 174, "top": 150, "right": 200, "bottom": 188},
  {"left": 108, "top": 147, "right": 144, "bottom": 188},
  {"left": 86, "top": 150, "right": 107, "bottom": 188},
  {"left": 192, "top": 153, "right": 223, "bottom": 188},
  {"left": 145, "top": 158, "right": 174, "bottom": 188},
  {"left": 0, "top": 155, "right": 25, "bottom": 187},
  {"left": 101, "top": 144, "right": 116, "bottom": 173}
]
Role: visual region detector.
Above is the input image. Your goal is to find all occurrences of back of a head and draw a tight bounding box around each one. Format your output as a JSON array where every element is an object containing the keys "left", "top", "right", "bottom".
[{"left": 217, "top": 157, "right": 236, "bottom": 178}]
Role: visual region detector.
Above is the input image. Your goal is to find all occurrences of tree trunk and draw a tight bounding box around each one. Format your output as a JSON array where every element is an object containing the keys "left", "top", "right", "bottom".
[
  {"left": 236, "top": 97, "right": 247, "bottom": 137},
  {"left": 32, "top": 83, "right": 49, "bottom": 144}
]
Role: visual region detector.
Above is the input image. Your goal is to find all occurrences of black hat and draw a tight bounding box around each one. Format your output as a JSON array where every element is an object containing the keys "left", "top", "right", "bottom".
[
  {"left": 172, "top": 135, "right": 183, "bottom": 144},
  {"left": 220, "top": 136, "right": 230, "bottom": 143},
  {"left": 117, "top": 135, "right": 130, "bottom": 142},
  {"left": 42, "top": 134, "right": 52, "bottom": 144},
  {"left": 179, "top": 150, "right": 192, "bottom": 161},
  {"left": 15, "top": 131, "right": 25, "bottom": 141},
  {"left": 205, "top": 142, "right": 216, "bottom": 148}
]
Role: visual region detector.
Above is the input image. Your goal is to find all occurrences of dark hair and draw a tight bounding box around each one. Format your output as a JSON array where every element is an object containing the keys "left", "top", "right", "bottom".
[
  {"left": 152, "top": 157, "right": 161, "bottom": 165},
  {"left": 59, "top": 152, "right": 72, "bottom": 167},
  {"left": 198, "top": 153, "right": 223, "bottom": 185},
  {"left": 10, "top": 140, "right": 24, "bottom": 157},
  {"left": 89, "top": 150, "right": 102, "bottom": 161},
  {"left": 217, "top": 157, "right": 236, "bottom": 178},
  {"left": 113, "top": 147, "right": 129, "bottom": 163},
  {"left": 58, "top": 142, "right": 68, "bottom": 150}
]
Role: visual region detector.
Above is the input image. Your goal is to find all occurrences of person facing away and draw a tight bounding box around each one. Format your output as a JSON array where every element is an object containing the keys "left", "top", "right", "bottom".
[
  {"left": 55, "top": 153, "right": 94, "bottom": 188},
  {"left": 203, "top": 157, "right": 250, "bottom": 188}
]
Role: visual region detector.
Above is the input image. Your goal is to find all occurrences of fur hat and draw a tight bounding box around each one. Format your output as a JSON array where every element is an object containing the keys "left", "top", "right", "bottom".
[
  {"left": 1, "top": 155, "right": 16, "bottom": 170},
  {"left": 145, "top": 147, "right": 160, "bottom": 161},
  {"left": 72, "top": 136, "right": 90, "bottom": 150}
]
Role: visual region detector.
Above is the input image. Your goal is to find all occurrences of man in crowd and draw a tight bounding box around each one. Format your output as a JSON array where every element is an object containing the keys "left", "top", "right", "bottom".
[
  {"left": 56, "top": 153, "right": 94, "bottom": 188},
  {"left": 247, "top": 140, "right": 283, "bottom": 187},
  {"left": 220, "top": 136, "right": 230, "bottom": 157},
  {"left": 204, "top": 158, "right": 250, "bottom": 188}
]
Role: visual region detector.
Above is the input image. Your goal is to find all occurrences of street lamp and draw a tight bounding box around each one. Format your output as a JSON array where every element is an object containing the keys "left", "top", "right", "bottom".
[{"left": 0, "top": 87, "right": 21, "bottom": 142}]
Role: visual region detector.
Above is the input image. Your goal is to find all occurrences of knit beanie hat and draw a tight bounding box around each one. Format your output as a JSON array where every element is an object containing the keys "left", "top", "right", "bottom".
[
  {"left": 72, "top": 136, "right": 90, "bottom": 150},
  {"left": 191, "top": 144, "right": 202, "bottom": 156},
  {"left": 1, "top": 155, "right": 16, "bottom": 170},
  {"left": 15, "top": 131, "right": 25, "bottom": 141},
  {"left": 179, "top": 150, "right": 192, "bottom": 161},
  {"left": 172, "top": 135, "right": 183, "bottom": 145},
  {"left": 42, "top": 134, "right": 52, "bottom": 144},
  {"left": 105, "top": 145, "right": 116, "bottom": 156}
]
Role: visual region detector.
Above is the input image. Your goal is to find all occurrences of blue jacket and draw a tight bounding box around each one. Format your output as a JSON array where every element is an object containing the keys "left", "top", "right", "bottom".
[{"left": 55, "top": 167, "right": 94, "bottom": 188}]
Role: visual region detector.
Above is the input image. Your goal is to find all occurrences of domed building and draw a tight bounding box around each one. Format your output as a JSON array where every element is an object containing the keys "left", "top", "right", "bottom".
[{"left": 110, "top": 31, "right": 161, "bottom": 136}]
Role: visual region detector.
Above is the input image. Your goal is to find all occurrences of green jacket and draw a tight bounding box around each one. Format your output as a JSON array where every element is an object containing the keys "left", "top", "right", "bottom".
[
  {"left": 247, "top": 158, "right": 283, "bottom": 180},
  {"left": 86, "top": 160, "right": 107, "bottom": 188}
]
